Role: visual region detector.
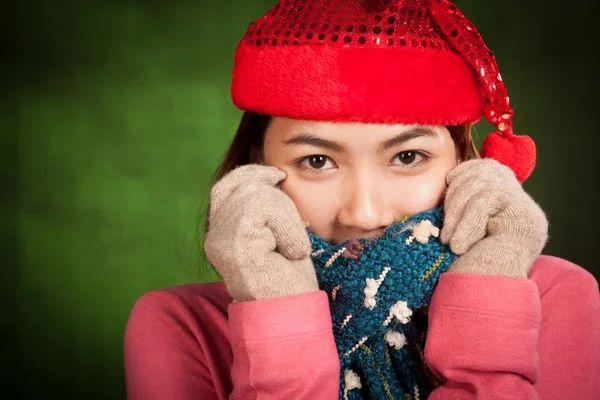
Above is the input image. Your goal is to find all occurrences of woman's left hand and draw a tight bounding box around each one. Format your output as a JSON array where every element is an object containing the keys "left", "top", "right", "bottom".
[{"left": 440, "top": 159, "right": 549, "bottom": 278}]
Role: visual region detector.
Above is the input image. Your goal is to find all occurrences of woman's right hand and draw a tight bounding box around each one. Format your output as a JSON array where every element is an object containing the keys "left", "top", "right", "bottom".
[{"left": 204, "top": 164, "right": 319, "bottom": 302}]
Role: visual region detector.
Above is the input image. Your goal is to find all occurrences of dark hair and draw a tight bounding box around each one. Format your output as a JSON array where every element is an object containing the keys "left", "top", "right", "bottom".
[
  {"left": 211, "top": 112, "right": 271, "bottom": 187},
  {"left": 198, "top": 111, "right": 479, "bottom": 267}
]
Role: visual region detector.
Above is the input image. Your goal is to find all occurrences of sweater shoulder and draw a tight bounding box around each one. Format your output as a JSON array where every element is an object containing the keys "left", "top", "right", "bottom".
[
  {"left": 147, "top": 280, "right": 232, "bottom": 310},
  {"left": 124, "top": 281, "right": 235, "bottom": 399},
  {"left": 125, "top": 280, "right": 232, "bottom": 338},
  {"left": 529, "top": 255, "right": 599, "bottom": 297}
]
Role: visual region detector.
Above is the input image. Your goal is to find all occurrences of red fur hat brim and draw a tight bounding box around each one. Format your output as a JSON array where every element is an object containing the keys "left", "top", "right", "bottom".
[{"left": 231, "top": 42, "right": 481, "bottom": 126}]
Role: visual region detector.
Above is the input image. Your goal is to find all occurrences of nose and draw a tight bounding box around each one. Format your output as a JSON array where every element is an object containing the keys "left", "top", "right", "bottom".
[{"left": 336, "top": 171, "right": 394, "bottom": 236}]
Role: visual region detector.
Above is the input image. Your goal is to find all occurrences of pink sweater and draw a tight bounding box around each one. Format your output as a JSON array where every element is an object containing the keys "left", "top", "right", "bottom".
[{"left": 124, "top": 255, "right": 600, "bottom": 399}]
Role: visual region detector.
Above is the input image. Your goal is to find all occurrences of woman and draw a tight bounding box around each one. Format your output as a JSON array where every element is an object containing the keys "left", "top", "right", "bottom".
[{"left": 124, "top": 1, "right": 600, "bottom": 399}]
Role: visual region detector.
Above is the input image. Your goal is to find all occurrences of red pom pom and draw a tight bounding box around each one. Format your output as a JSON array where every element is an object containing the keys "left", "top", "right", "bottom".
[{"left": 480, "top": 132, "right": 536, "bottom": 183}]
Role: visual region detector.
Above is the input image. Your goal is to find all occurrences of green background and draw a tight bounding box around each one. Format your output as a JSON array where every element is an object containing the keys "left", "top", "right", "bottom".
[{"left": 5, "top": 0, "right": 599, "bottom": 398}]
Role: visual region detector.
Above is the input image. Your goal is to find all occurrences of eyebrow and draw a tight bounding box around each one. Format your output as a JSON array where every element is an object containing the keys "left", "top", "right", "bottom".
[
  {"left": 283, "top": 127, "right": 439, "bottom": 153},
  {"left": 377, "top": 127, "right": 439, "bottom": 152}
]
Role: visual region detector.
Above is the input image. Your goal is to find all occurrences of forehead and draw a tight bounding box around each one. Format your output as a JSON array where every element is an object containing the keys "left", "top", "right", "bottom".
[
  {"left": 268, "top": 117, "right": 437, "bottom": 137},
  {"left": 265, "top": 116, "right": 450, "bottom": 145}
]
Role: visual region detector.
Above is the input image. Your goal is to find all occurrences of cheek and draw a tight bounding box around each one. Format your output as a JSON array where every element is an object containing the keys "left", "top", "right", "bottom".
[
  {"left": 394, "top": 163, "right": 454, "bottom": 215},
  {"left": 279, "top": 175, "right": 339, "bottom": 231},
  {"left": 399, "top": 178, "right": 446, "bottom": 214}
]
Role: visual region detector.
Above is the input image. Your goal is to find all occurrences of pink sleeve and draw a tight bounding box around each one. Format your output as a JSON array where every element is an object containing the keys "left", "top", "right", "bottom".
[
  {"left": 124, "top": 289, "right": 339, "bottom": 400},
  {"left": 425, "top": 271, "right": 600, "bottom": 400},
  {"left": 227, "top": 291, "right": 340, "bottom": 399},
  {"left": 534, "top": 269, "right": 600, "bottom": 399}
]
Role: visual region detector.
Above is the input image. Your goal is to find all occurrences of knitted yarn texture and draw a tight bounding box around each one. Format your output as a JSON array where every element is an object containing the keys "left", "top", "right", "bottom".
[{"left": 308, "top": 207, "right": 458, "bottom": 400}]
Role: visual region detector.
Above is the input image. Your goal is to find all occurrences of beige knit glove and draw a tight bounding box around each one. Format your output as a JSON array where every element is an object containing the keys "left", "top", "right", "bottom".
[
  {"left": 203, "top": 164, "right": 319, "bottom": 302},
  {"left": 440, "top": 159, "right": 549, "bottom": 279}
]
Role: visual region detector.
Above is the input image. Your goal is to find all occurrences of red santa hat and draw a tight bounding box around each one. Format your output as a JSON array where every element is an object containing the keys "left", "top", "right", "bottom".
[{"left": 230, "top": 0, "right": 536, "bottom": 182}]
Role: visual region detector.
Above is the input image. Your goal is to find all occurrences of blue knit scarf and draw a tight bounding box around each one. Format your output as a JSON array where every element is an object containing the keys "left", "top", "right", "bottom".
[{"left": 307, "top": 207, "right": 457, "bottom": 400}]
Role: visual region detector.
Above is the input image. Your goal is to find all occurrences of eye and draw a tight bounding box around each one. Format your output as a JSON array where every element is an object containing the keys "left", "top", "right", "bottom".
[
  {"left": 295, "top": 155, "right": 336, "bottom": 174},
  {"left": 397, "top": 151, "right": 417, "bottom": 164},
  {"left": 306, "top": 155, "right": 329, "bottom": 169},
  {"left": 391, "top": 150, "right": 428, "bottom": 167}
]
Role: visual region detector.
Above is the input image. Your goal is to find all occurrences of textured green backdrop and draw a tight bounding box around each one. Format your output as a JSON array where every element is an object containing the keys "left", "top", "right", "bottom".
[{"left": 5, "top": 0, "right": 599, "bottom": 398}]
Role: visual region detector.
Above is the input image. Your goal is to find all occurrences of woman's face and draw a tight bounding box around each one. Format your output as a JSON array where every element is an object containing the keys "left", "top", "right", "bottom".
[{"left": 262, "top": 117, "right": 459, "bottom": 245}]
